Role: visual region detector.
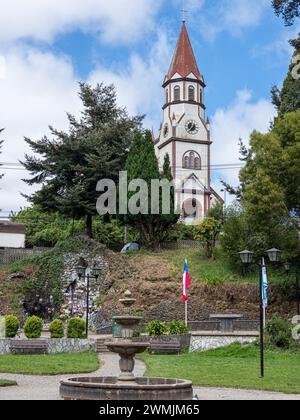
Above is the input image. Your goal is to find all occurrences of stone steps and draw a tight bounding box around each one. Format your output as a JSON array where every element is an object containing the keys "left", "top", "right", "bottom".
[{"left": 96, "top": 339, "right": 109, "bottom": 353}]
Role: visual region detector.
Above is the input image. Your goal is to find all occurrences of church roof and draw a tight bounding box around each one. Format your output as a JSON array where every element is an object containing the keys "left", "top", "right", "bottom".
[{"left": 166, "top": 22, "right": 201, "bottom": 81}]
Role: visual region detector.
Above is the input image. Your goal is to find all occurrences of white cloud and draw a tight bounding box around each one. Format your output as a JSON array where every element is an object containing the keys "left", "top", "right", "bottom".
[
  {"left": 0, "top": 0, "right": 161, "bottom": 45},
  {"left": 88, "top": 31, "right": 172, "bottom": 131},
  {"left": 0, "top": 46, "right": 81, "bottom": 212},
  {"left": 195, "top": 0, "right": 269, "bottom": 41},
  {"left": 211, "top": 89, "right": 277, "bottom": 200}
]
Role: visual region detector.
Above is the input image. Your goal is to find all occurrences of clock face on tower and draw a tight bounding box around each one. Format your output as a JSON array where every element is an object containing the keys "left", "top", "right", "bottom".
[{"left": 185, "top": 119, "right": 199, "bottom": 135}]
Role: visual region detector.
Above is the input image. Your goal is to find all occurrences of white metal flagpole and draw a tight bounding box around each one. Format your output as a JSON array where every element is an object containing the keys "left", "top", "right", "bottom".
[{"left": 185, "top": 300, "right": 188, "bottom": 327}]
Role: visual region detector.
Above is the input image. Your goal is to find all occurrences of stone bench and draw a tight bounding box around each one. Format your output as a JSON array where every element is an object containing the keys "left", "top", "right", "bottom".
[
  {"left": 148, "top": 340, "right": 181, "bottom": 355},
  {"left": 10, "top": 340, "right": 48, "bottom": 355},
  {"left": 209, "top": 314, "right": 243, "bottom": 333}
]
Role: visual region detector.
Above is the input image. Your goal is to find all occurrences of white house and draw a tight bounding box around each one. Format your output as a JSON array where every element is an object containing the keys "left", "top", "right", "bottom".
[
  {"left": 0, "top": 222, "right": 26, "bottom": 249},
  {"left": 155, "top": 21, "right": 223, "bottom": 224}
]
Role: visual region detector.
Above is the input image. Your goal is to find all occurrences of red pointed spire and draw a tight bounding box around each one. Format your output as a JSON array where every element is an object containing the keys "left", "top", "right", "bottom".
[{"left": 167, "top": 22, "right": 201, "bottom": 81}]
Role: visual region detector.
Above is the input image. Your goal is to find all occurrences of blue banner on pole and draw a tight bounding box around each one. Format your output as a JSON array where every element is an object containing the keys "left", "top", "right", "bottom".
[{"left": 262, "top": 265, "right": 268, "bottom": 309}]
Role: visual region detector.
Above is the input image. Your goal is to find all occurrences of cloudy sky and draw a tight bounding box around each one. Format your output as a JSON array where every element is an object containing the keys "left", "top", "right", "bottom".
[{"left": 0, "top": 0, "right": 298, "bottom": 216}]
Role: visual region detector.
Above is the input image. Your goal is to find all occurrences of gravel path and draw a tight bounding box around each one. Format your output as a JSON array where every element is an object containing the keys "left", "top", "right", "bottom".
[{"left": 0, "top": 353, "right": 299, "bottom": 400}]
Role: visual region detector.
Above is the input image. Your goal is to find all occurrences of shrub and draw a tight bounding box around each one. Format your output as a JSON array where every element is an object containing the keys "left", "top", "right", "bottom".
[
  {"left": 49, "top": 319, "right": 65, "bottom": 339},
  {"left": 67, "top": 318, "right": 86, "bottom": 339},
  {"left": 167, "top": 321, "right": 189, "bottom": 336},
  {"left": 146, "top": 320, "right": 166, "bottom": 338},
  {"left": 4, "top": 315, "right": 20, "bottom": 338},
  {"left": 24, "top": 316, "right": 43, "bottom": 339},
  {"left": 265, "top": 317, "right": 295, "bottom": 350},
  {"left": 132, "top": 330, "right": 141, "bottom": 338}
]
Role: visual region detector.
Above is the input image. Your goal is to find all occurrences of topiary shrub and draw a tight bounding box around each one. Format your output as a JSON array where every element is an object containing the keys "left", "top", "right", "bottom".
[
  {"left": 24, "top": 316, "right": 43, "bottom": 339},
  {"left": 49, "top": 319, "right": 65, "bottom": 339},
  {"left": 167, "top": 321, "right": 189, "bottom": 336},
  {"left": 67, "top": 318, "right": 86, "bottom": 339},
  {"left": 4, "top": 315, "right": 20, "bottom": 338},
  {"left": 265, "top": 317, "right": 295, "bottom": 350},
  {"left": 146, "top": 320, "right": 166, "bottom": 338}
]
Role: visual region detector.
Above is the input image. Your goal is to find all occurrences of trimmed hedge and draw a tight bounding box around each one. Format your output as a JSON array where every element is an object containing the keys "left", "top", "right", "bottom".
[
  {"left": 24, "top": 316, "right": 43, "bottom": 339},
  {"left": 5, "top": 315, "right": 20, "bottom": 338},
  {"left": 67, "top": 318, "right": 86, "bottom": 339},
  {"left": 49, "top": 319, "right": 65, "bottom": 339}
]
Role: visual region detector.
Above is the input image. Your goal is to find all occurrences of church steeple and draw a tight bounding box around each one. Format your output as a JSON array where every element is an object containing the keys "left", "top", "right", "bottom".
[{"left": 166, "top": 22, "right": 202, "bottom": 82}]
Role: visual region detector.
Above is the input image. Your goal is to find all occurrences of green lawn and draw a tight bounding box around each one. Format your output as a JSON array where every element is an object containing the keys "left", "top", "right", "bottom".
[
  {"left": 0, "top": 379, "right": 17, "bottom": 387},
  {"left": 155, "top": 248, "right": 285, "bottom": 285},
  {"left": 139, "top": 344, "right": 300, "bottom": 394},
  {"left": 0, "top": 352, "right": 99, "bottom": 375}
]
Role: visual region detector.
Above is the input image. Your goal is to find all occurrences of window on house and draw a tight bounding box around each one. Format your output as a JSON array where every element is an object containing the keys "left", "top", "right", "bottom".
[
  {"left": 166, "top": 89, "right": 169, "bottom": 104},
  {"left": 200, "top": 90, "right": 203, "bottom": 104},
  {"left": 174, "top": 86, "right": 180, "bottom": 101},
  {"left": 188, "top": 86, "right": 195, "bottom": 101}
]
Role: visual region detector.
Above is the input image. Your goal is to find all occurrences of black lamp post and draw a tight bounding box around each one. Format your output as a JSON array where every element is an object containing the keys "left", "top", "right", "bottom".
[
  {"left": 239, "top": 248, "right": 282, "bottom": 378},
  {"left": 75, "top": 260, "right": 101, "bottom": 338},
  {"left": 284, "top": 262, "right": 300, "bottom": 316}
]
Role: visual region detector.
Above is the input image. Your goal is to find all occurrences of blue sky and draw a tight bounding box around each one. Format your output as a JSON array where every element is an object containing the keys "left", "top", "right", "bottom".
[{"left": 0, "top": 0, "right": 299, "bottom": 213}]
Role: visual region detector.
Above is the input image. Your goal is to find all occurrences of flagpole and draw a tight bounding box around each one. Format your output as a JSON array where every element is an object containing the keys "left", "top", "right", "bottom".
[
  {"left": 185, "top": 301, "right": 188, "bottom": 327},
  {"left": 259, "top": 258, "right": 265, "bottom": 378}
]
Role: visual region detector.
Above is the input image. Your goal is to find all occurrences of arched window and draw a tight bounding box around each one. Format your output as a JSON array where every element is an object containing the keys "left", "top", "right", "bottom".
[
  {"left": 182, "top": 151, "right": 201, "bottom": 169},
  {"left": 195, "top": 157, "right": 201, "bottom": 170},
  {"left": 166, "top": 89, "right": 169, "bottom": 104},
  {"left": 189, "top": 152, "right": 195, "bottom": 169},
  {"left": 174, "top": 86, "right": 180, "bottom": 101},
  {"left": 188, "top": 86, "right": 195, "bottom": 101}
]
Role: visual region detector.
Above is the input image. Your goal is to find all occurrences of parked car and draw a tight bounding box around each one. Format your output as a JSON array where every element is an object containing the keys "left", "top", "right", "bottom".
[{"left": 120, "top": 243, "right": 140, "bottom": 253}]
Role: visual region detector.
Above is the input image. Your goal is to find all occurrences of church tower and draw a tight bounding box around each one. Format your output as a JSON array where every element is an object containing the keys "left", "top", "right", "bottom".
[{"left": 155, "top": 21, "right": 218, "bottom": 224}]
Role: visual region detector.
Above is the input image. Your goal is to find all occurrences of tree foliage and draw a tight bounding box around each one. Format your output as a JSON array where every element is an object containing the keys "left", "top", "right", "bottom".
[
  {"left": 272, "top": 0, "right": 300, "bottom": 25},
  {"left": 194, "top": 217, "right": 222, "bottom": 259},
  {"left": 22, "top": 83, "right": 142, "bottom": 237},
  {"left": 122, "top": 130, "right": 179, "bottom": 248}
]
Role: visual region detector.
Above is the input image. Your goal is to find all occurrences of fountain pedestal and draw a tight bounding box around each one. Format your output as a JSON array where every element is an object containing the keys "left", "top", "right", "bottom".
[{"left": 60, "top": 290, "right": 194, "bottom": 400}]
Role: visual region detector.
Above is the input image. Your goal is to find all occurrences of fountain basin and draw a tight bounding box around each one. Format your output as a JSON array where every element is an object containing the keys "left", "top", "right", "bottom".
[{"left": 60, "top": 377, "right": 193, "bottom": 400}]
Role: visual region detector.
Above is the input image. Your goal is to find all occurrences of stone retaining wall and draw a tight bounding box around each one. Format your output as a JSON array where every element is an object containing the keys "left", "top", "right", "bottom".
[
  {"left": 189, "top": 333, "right": 258, "bottom": 352},
  {"left": 0, "top": 338, "right": 96, "bottom": 355}
]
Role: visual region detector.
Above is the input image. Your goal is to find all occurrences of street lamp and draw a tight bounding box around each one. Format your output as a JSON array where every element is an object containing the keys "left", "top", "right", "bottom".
[
  {"left": 239, "top": 250, "right": 254, "bottom": 265},
  {"left": 239, "top": 248, "right": 281, "bottom": 378},
  {"left": 75, "top": 260, "right": 101, "bottom": 338},
  {"left": 284, "top": 262, "right": 300, "bottom": 316},
  {"left": 266, "top": 248, "right": 282, "bottom": 264}
]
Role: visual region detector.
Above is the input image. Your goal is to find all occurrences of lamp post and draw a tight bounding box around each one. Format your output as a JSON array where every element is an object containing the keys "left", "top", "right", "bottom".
[
  {"left": 284, "top": 262, "right": 300, "bottom": 316},
  {"left": 239, "top": 248, "right": 281, "bottom": 378},
  {"left": 75, "top": 260, "right": 101, "bottom": 338}
]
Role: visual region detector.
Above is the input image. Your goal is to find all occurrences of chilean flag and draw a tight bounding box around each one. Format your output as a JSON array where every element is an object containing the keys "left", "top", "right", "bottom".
[{"left": 182, "top": 259, "right": 191, "bottom": 303}]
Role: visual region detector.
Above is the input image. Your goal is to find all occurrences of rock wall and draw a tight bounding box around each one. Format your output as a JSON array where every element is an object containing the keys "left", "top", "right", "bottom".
[
  {"left": 0, "top": 338, "right": 96, "bottom": 355},
  {"left": 189, "top": 333, "right": 258, "bottom": 352}
]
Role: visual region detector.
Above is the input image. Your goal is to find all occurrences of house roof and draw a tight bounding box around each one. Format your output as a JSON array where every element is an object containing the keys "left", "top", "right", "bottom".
[
  {"left": 0, "top": 222, "right": 26, "bottom": 234},
  {"left": 166, "top": 22, "right": 202, "bottom": 81}
]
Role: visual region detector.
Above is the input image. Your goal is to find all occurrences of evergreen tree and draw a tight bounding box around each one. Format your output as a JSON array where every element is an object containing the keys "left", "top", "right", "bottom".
[
  {"left": 22, "top": 82, "right": 142, "bottom": 237},
  {"left": 122, "top": 131, "right": 178, "bottom": 248}
]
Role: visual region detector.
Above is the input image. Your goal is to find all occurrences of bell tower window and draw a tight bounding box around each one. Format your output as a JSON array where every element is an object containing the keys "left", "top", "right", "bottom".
[
  {"left": 182, "top": 151, "right": 201, "bottom": 170},
  {"left": 166, "top": 89, "right": 169, "bottom": 104},
  {"left": 174, "top": 86, "right": 180, "bottom": 101},
  {"left": 188, "top": 86, "right": 195, "bottom": 101}
]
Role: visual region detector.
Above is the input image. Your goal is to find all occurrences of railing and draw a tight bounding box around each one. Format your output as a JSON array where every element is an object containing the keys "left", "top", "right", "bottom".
[{"left": 0, "top": 247, "right": 50, "bottom": 265}]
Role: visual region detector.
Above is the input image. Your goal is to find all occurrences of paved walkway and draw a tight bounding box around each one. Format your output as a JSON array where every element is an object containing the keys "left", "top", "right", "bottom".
[{"left": 0, "top": 353, "right": 299, "bottom": 400}]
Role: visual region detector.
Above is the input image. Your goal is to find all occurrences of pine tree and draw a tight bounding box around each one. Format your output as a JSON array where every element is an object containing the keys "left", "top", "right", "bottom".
[
  {"left": 22, "top": 83, "right": 142, "bottom": 237},
  {"left": 122, "top": 131, "right": 178, "bottom": 248}
]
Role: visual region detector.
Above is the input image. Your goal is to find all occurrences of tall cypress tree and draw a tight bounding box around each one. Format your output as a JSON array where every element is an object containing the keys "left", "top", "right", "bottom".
[
  {"left": 122, "top": 131, "right": 178, "bottom": 248},
  {"left": 22, "top": 83, "right": 142, "bottom": 237}
]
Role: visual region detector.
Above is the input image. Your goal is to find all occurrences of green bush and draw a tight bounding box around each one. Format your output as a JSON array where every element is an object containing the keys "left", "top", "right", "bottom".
[
  {"left": 167, "top": 321, "right": 189, "bottom": 336},
  {"left": 146, "top": 320, "right": 166, "bottom": 338},
  {"left": 265, "top": 317, "right": 295, "bottom": 350},
  {"left": 67, "top": 318, "right": 86, "bottom": 339},
  {"left": 49, "top": 319, "right": 65, "bottom": 339},
  {"left": 4, "top": 315, "right": 20, "bottom": 338},
  {"left": 24, "top": 316, "right": 43, "bottom": 339}
]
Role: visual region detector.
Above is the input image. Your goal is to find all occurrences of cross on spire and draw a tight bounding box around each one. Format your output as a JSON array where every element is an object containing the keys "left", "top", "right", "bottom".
[{"left": 181, "top": 0, "right": 188, "bottom": 22}]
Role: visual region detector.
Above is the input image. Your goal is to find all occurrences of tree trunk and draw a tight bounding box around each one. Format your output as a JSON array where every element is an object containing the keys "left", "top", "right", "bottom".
[{"left": 86, "top": 214, "right": 93, "bottom": 238}]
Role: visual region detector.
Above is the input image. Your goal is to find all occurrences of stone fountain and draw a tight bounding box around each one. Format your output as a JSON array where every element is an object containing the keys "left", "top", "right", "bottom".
[{"left": 60, "top": 291, "right": 193, "bottom": 400}]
